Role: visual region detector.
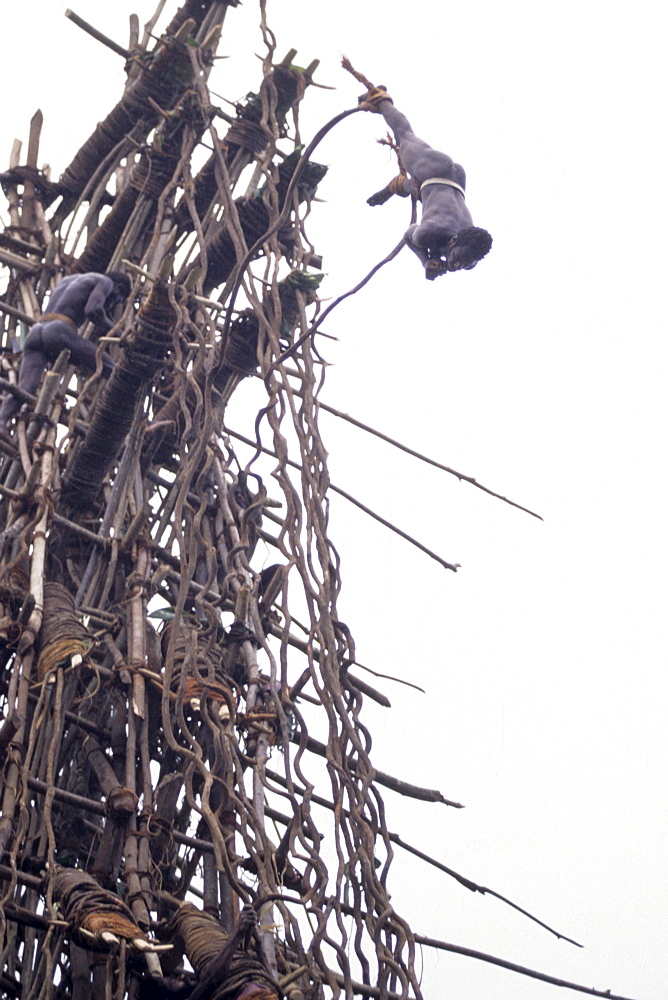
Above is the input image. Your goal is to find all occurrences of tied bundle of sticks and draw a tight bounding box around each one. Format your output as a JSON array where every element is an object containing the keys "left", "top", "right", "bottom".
[
  {"left": 169, "top": 902, "right": 279, "bottom": 1000},
  {"left": 159, "top": 620, "right": 236, "bottom": 722},
  {"left": 36, "top": 583, "right": 92, "bottom": 681},
  {"left": 51, "top": 866, "right": 170, "bottom": 952}
]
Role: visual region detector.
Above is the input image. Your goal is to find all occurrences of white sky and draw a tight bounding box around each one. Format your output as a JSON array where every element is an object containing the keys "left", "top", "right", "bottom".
[{"left": 2, "top": 2, "right": 666, "bottom": 998}]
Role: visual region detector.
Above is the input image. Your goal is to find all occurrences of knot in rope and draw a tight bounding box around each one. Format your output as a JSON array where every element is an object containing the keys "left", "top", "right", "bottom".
[
  {"left": 146, "top": 814, "right": 174, "bottom": 839},
  {"left": 340, "top": 56, "right": 392, "bottom": 111},
  {"left": 237, "top": 710, "right": 277, "bottom": 741},
  {"left": 388, "top": 173, "right": 409, "bottom": 198},
  {"left": 113, "top": 657, "right": 145, "bottom": 675}
]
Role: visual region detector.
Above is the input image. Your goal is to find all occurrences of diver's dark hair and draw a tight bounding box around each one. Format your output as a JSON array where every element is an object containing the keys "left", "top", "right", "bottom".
[
  {"left": 448, "top": 227, "right": 493, "bottom": 269},
  {"left": 106, "top": 271, "right": 132, "bottom": 298}
]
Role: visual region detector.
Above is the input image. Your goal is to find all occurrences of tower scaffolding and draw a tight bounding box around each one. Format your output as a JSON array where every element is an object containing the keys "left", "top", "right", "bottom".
[{"left": 0, "top": 3, "right": 638, "bottom": 1000}]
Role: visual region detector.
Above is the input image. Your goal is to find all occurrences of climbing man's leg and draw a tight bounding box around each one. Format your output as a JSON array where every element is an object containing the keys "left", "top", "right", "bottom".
[
  {"left": 42, "top": 321, "right": 113, "bottom": 378},
  {"left": 0, "top": 325, "right": 48, "bottom": 429}
]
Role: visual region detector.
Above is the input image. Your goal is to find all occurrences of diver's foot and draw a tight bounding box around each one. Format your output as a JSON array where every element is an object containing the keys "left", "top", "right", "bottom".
[{"left": 367, "top": 187, "right": 393, "bottom": 207}]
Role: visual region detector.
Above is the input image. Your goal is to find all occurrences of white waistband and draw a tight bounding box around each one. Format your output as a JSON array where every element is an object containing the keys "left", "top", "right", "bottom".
[{"left": 420, "top": 177, "right": 466, "bottom": 198}]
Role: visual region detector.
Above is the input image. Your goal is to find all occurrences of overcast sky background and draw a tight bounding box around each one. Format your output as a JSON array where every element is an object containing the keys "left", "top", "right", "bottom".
[{"left": 2, "top": 2, "right": 666, "bottom": 998}]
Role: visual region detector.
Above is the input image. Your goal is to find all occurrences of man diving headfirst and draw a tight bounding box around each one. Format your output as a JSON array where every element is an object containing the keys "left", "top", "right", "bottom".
[{"left": 344, "top": 58, "right": 492, "bottom": 280}]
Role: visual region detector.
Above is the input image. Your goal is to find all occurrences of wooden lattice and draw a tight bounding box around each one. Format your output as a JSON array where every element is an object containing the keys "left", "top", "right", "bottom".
[{"left": 0, "top": 4, "right": 637, "bottom": 1000}]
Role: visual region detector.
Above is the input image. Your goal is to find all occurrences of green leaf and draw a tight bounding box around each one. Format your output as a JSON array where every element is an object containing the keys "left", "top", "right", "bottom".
[{"left": 148, "top": 607, "right": 175, "bottom": 622}]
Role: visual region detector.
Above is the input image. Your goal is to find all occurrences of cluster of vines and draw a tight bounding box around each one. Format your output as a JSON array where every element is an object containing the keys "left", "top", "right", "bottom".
[{"left": 0, "top": 3, "right": 431, "bottom": 998}]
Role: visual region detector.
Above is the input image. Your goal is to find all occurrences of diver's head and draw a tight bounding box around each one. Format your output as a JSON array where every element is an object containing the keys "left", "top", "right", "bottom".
[{"left": 446, "top": 227, "right": 493, "bottom": 271}]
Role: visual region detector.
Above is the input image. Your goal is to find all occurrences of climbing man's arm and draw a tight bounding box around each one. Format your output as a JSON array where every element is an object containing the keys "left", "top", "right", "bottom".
[{"left": 83, "top": 275, "right": 116, "bottom": 332}]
